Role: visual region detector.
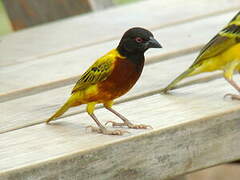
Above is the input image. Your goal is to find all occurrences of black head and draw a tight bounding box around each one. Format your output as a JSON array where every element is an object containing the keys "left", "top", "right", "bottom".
[{"left": 117, "top": 27, "right": 162, "bottom": 57}]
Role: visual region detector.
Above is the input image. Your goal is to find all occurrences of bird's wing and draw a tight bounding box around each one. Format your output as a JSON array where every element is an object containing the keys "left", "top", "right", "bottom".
[
  {"left": 192, "top": 12, "right": 240, "bottom": 66},
  {"left": 71, "top": 53, "right": 116, "bottom": 93},
  {"left": 229, "top": 11, "right": 240, "bottom": 23}
]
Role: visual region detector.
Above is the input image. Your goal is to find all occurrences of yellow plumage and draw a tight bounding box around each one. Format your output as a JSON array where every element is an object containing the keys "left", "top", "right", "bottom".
[
  {"left": 46, "top": 27, "right": 161, "bottom": 135},
  {"left": 71, "top": 49, "right": 121, "bottom": 94},
  {"left": 162, "top": 11, "right": 240, "bottom": 96},
  {"left": 46, "top": 49, "right": 120, "bottom": 123}
]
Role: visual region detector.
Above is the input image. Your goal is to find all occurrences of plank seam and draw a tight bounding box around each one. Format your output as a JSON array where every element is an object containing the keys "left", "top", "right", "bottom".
[
  {"left": 0, "top": 72, "right": 222, "bottom": 135},
  {"left": 1, "top": 7, "right": 239, "bottom": 68},
  {"left": 0, "top": 45, "right": 202, "bottom": 102}
]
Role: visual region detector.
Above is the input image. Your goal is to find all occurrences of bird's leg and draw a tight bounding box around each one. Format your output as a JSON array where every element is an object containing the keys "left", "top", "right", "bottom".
[
  {"left": 87, "top": 113, "right": 128, "bottom": 135},
  {"left": 223, "top": 61, "right": 240, "bottom": 100},
  {"left": 105, "top": 107, "right": 152, "bottom": 129},
  {"left": 224, "top": 77, "right": 240, "bottom": 100},
  {"left": 225, "top": 77, "right": 240, "bottom": 91},
  {"left": 86, "top": 103, "right": 128, "bottom": 135}
]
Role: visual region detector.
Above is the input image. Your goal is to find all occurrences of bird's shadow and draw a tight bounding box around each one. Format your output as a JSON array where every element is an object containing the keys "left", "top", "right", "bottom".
[{"left": 44, "top": 120, "right": 88, "bottom": 136}]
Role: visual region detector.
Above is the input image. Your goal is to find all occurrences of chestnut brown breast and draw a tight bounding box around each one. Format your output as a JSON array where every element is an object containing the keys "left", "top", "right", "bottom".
[{"left": 97, "top": 57, "right": 144, "bottom": 101}]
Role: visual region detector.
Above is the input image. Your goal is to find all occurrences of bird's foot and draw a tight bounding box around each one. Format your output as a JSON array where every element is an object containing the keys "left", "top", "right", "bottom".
[
  {"left": 160, "top": 88, "right": 169, "bottom": 94},
  {"left": 86, "top": 126, "right": 129, "bottom": 135},
  {"left": 160, "top": 88, "right": 174, "bottom": 95},
  {"left": 224, "top": 93, "right": 240, "bottom": 101},
  {"left": 45, "top": 119, "right": 52, "bottom": 124},
  {"left": 105, "top": 121, "right": 152, "bottom": 129}
]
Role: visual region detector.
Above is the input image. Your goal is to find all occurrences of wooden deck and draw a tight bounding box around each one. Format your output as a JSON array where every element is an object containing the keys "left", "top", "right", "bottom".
[{"left": 1, "top": 0, "right": 240, "bottom": 179}]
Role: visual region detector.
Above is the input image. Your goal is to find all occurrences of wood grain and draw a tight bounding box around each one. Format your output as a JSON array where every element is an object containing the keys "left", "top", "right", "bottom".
[
  {"left": 171, "top": 176, "right": 187, "bottom": 180},
  {"left": 0, "top": 53, "right": 223, "bottom": 134},
  {"left": 0, "top": 11, "right": 237, "bottom": 98},
  {"left": 185, "top": 164, "right": 240, "bottom": 180},
  {"left": 0, "top": 0, "right": 239, "bottom": 66},
  {"left": 1, "top": 78, "right": 240, "bottom": 179},
  {"left": 1, "top": 1, "right": 240, "bottom": 179}
]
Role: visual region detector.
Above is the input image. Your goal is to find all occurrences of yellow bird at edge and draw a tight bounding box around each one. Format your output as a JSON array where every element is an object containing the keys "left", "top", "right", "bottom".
[
  {"left": 162, "top": 11, "right": 240, "bottom": 99},
  {"left": 46, "top": 27, "right": 162, "bottom": 135}
]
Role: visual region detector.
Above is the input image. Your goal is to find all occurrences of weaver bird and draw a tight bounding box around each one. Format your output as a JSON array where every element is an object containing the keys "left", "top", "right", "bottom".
[
  {"left": 162, "top": 11, "right": 240, "bottom": 99},
  {"left": 46, "top": 27, "right": 162, "bottom": 135}
]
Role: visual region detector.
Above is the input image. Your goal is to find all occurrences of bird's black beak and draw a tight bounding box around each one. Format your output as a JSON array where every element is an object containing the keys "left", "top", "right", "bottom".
[{"left": 147, "top": 37, "right": 162, "bottom": 48}]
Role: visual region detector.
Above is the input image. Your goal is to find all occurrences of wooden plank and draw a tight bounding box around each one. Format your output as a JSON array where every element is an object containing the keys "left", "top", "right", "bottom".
[
  {"left": 170, "top": 176, "right": 187, "bottom": 180},
  {"left": 1, "top": 78, "right": 240, "bottom": 179},
  {"left": 0, "top": 0, "right": 239, "bottom": 66},
  {"left": 0, "top": 11, "right": 237, "bottom": 98},
  {"left": 3, "top": 0, "right": 93, "bottom": 30},
  {"left": 185, "top": 164, "right": 240, "bottom": 180},
  {"left": 0, "top": 53, "right": 222, "bottom": 134}
]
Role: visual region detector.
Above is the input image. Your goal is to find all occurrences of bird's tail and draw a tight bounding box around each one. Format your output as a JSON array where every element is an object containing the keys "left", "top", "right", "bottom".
[
  {"left": 46, "top": 95, "right": 76, "bottom": 124},
  {"left": 161, "top": 67, "right": 196, "bottom": 93}
]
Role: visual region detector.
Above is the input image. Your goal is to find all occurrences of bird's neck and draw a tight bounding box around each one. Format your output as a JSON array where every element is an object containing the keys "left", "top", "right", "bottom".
[{"left": 116, "top": 46, "right": 145, "bottom": 67}]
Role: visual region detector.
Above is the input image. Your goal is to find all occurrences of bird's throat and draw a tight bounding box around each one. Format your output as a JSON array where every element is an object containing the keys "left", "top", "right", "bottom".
[{"left": 116, "top": 47, "right": 145, "bottom": 72}]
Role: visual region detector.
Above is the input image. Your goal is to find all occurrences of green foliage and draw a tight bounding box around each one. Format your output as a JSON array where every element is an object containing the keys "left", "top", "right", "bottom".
[
  {"left": 0, "top": 0, "right": 12, "bottom": 36},
  {"left": 113, "top": 0, "right": 141, "bottom": 5}
]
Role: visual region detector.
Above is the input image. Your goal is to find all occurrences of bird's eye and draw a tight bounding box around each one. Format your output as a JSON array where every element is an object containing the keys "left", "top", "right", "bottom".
[{"left": 135, "top": 37, "right": 143, "bottom": 43}]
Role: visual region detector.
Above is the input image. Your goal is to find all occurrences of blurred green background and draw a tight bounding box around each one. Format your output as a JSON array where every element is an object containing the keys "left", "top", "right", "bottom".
[
  {"left": 0, "top": 0, "right": 12, "bottom": 36},
  {"left": 0, "top": 0, "right": 140, "bottom": 36},
  {"left": 113, "top": 0, "right": 139, "bottom": 4}
]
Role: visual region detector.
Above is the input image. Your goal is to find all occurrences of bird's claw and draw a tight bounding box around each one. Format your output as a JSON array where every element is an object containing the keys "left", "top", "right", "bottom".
[
  {"left": 224, "top": 93, "right": 240, "bottom": 100},
  {"left": 86, "top": 126, "right": 129, "bottom": 135},
  {"left": 45, "top": 120, "right": 52, "bottom": 124},
  {"left": 105, "top": 121, "right": 152, "bottom": 129},
  {"left": 128, "top": 124, "right": 153, "bottom": 129},
  {"left": 160, "top": 87, "right": 173, "bottom": 94},
  {"left": 105, "top": 121, "right": 123, "bottom": 127},
  {"left": 160, "top": 88, "right": 169, "bottom": 94}
]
